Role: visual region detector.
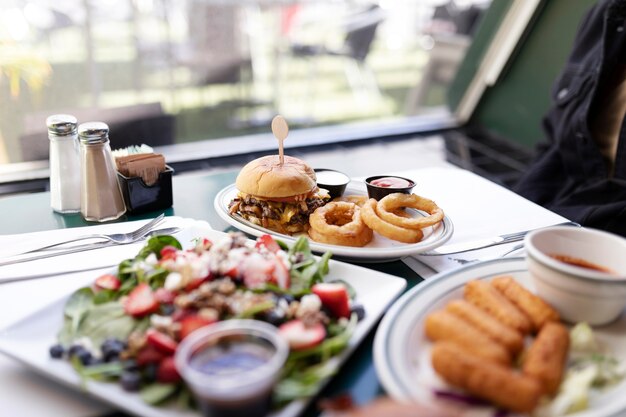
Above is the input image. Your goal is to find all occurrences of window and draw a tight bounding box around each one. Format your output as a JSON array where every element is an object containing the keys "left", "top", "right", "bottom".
[{"left": 0, "top": 0, "right": 490, "bottom": 169}]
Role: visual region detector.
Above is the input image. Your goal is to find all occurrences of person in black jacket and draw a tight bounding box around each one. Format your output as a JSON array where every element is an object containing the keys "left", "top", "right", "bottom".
[{"left": 514, "top": 0, "right": 626, "bottom": 236}]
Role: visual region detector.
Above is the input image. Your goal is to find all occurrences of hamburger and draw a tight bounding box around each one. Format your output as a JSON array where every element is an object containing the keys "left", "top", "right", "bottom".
[{"left": 228, "top": 155, "right": 330, "bottom": 234}]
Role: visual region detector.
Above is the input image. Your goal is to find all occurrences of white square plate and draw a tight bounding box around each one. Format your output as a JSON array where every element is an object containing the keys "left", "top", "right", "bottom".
[{"left": 0, "top": 228, "right": 407, "bottom": 417}]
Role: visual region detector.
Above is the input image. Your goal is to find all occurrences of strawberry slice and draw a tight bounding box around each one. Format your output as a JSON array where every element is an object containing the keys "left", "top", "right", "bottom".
[
  {"left": 154, "top": 288, "right": 176, "bottom": 304},
  {"left": 94, "top": 274, "right": 121, "bottom": 291},
  {"left": 159, "top": 245, "right": 179, "bottom": 261},
  {"left": 146, "top": 329, "right": 178, "bottom": 355},
  {"left": 255, "top": 234, "right": 281, "bottom": 253},
  {"left": 184, "top": 275, "right": 212, "bottom": 292},
  {"left": 136, "top": 344, "right": 165, "bottom": 366},
  {"left": 241, "top": 255, "right": 275, "bottom": 288},
  {"left": 279, "top": 320, "right": 326, "bottom": 350},
  {"left": 179, "top": 315, "right": 216, "bottom": 340},
  {"left": 271, "top": 255, "right": 290, "bottom": 289},
  {"left": 312, "top": 283, "right": 351, "bottom": 319},
  {"left": 157, "top": 356, "right": 181, "bottom": 383},
  {"left": 224, "top": 265, "right": 239, "bottom": 279},
  {"left": 124, "top": 283, "right": 159, "bottom": 317}
]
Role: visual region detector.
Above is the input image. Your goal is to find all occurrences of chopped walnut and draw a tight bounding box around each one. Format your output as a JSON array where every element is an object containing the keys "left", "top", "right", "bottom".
[
  {"left": 123, "top": 331, "right": 147, "bottom": 357},
  {"left": 285, "top": 301, "right": 300, "bottom": 319},
  {"left": 216, "top": 279, "right": 236, "bottom": 295},
  {"left": 198, "top": 308, "right": 219, "bottom": 322},
  {"left": 174, "top": 294, "right": 194, "bottom": 309},
  {"left": 300, "top": 310, "right": 330, "bottom": 327}
]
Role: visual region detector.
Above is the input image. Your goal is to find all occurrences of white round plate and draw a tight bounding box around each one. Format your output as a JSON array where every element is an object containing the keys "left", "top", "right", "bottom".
[
  {"left": 373, "top": 257, "right": 626, "bottom": 417},
  {"left": 214, "top": 182, "right": 454, "bottom": 262}
]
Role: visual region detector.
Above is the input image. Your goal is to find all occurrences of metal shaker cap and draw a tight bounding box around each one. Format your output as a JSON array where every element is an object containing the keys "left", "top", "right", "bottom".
[
  {"left": 46, "top": 114, "right": 77, "bottom": 137},
  {"left": 78, "top": 121, "right": 109, "bottom": 144}
]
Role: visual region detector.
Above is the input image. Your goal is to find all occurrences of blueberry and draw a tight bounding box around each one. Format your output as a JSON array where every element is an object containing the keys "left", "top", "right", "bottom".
[
  {"left": 160, "top": 304, "right": 175, "bottom": 316},
  {"left": 263, "top": 309, "right": 285, "bottom": 326},
  {"left": 321, "top": 305, "right": 334, "bottom": 317},
  {"left": 279, "top": 293, "right": 295, "bottom": 304},
  {"left": 75, "top": 349, "right": 93, "bottom": 366},
  {"left": 103, "top": 348, "right": 122, "bottom": 362},
  {"left": 68, "top": 344, "right": 85, "bottom": 357},
  {"left": 123, "top": 359, "right": 139, "bottom": 372},
  {"left": 120, "top": 370, "right": 142, "bottom": 392},
  {"left": 101, "top": 339, "right": 126, "bottom": 362},
  {"left": 143, "top": 363, "right": 159, "bottom": 382},
  {"left": 101, "top": 338, "right": 127, "bottom": 351},
  {"left": 85, "top": 356, "right": 104, "bottom": 367},
  {"left": 351, "top": 303, "right": 366, "bottom": 321},
  {"left": 49, "top": 344, "right": 65, "bottom": 359}
]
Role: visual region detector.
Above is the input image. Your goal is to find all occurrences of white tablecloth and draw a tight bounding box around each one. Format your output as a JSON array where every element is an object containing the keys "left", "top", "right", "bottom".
[{"left": 357, "top": 167, "right": 568, "bottom": 277}]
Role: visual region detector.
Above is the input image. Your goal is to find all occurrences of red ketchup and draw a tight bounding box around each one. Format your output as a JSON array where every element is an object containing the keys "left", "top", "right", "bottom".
[{"left": 370, "top": 177, "right": 412, "bottom": 188}]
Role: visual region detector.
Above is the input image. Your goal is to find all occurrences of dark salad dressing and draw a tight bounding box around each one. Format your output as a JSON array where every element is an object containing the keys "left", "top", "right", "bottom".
[{"left": 190, "top": 341, "right": 272, "bottom": 376}]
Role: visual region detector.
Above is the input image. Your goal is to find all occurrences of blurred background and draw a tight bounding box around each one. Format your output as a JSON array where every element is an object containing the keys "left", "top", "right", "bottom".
[{"left": 0, "top": 0, "right": 489, "bottom": 164}]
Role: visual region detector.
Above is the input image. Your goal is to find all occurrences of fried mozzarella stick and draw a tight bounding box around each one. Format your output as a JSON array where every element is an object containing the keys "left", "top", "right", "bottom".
[
  {"left": 464, "top": 280, "right": 532, "bottom": 334},
  {"left": 522, "top": 322, "right": 570, "bottom": 396},
  {"left": 432, "top": 342, "right": 542, "bottom": 413},
  {"left": 492, "top": 276, "right": 560, "bottom": 332},
  {"left": 445, "top": 300, "right": 524, "bottom": 355},
  {"left": 424, "top": 310, "right": 511, "bottom": 365}
]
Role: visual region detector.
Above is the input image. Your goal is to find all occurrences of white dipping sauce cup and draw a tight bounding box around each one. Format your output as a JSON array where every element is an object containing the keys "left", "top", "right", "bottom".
[
  {"left": 175, "top": 319, "right": 289, "bottom": 417},
  {"left": 525, "top": 226, "right": 626, "bottom": 326}
]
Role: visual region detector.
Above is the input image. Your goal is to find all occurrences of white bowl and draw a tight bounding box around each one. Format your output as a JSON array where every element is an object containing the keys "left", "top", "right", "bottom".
[{"left": 525, "top": 226, "right": 626, "bottom": 326}]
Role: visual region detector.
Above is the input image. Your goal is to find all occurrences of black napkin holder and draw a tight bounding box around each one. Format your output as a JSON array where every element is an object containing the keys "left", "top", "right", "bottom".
[{"left": 117, "top": 165, "right": 174, "bottom": 214}]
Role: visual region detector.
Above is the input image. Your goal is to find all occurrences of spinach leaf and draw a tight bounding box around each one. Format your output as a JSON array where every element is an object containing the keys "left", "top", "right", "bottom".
[
  {"left": 140, "top": 383, "right": 178, "bottom": 405},
  {"left": 93, "top": 289, "right": 117, "bottom": 305},
  {"left": 288, "top": 236, "right": 312, "bottom": 259},
  {"left": 137, "top": 236, "right": 182, "bottom": 260},
  {"left": 286, "top": 236, "right": 332, "bottom": 293},
  {"left": 74, "top": 302, "right": 137, "bottom": 349},
  {"left": 64, "top": 288, "right": 95, "bottom": 337}
]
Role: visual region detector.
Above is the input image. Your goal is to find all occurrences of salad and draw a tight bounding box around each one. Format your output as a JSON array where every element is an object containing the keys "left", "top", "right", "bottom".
[{"left": 49, "top": 232, "right": 363, "bottom": 409}]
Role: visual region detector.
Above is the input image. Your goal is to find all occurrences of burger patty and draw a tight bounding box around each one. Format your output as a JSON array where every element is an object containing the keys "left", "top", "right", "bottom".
[{"left": 228, "top": 194, "right": 327, "bottom": 233}]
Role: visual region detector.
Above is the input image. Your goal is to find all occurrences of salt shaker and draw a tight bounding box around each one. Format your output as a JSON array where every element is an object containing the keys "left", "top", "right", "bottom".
[
  {"left": 48, "top": 114, "right": 81, "bottom": 213},
  {"left": 78, "top": 122, "right": 126, "bottom": 222}
]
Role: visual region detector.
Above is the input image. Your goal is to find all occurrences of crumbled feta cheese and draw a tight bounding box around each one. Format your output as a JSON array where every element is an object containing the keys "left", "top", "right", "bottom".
[
  {"left": 164, "top": 272, "right": 183, "bottom": 290},
  {"left": 150, "top": 315, "right": 173, "bottom": 328},
  {"left": 144, "top": 253, "right": 158, "bottom": 266},
  {"left": 299, "top": 294, "right": 322, "bottom": 314}
]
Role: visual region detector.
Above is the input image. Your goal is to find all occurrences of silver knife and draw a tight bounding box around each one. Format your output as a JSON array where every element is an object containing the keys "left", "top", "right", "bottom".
[
  {"left": 0, "top": 227, "right": 182, "bottom": 267},
  {"left": 420, "top": 221, "right": 580, "bottom": 256},
  {"left": 0, "top": 264, "right": 116, "bottom": 284}
]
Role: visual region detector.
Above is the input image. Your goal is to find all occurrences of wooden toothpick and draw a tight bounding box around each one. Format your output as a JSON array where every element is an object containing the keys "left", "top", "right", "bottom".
[{"left": 271, "top": 115, "right": 289, "bottom": 165}]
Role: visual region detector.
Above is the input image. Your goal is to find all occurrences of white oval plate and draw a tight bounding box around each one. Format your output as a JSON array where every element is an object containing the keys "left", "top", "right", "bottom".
[
  {"left": 373, "top": 257, "right": 626, "bottom": 417},
  {"left": 214, "top": 182, "right": 454, "bottom": 262}
]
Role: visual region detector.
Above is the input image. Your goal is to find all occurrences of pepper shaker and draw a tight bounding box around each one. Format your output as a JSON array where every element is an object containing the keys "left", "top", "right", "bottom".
[
  {"left": 78, "top": 122, "right": 126, "bottom": 222},
  {"left": 48, "top": 114, "right": 81, "bottom": 213}
]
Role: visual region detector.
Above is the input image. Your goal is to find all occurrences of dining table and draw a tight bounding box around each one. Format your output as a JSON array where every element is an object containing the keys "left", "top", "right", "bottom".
[{"left": 0, "top": 164, "right": 569, "bottom": 417}]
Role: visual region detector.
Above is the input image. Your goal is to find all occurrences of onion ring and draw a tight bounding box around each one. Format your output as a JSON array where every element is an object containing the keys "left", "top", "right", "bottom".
[
  {"left": 309, "top": 202, "right": 364, "bottom": 236},
  {"left": 361, "top": 199, "right": 423, "bottom": 243},
  {"left": 308, "top": 202, "right": 373, "bottom": 247},
  {"left": 333, "top": 195, "right": 368, "bottom": 207},
  {"left": 308, "top": 224, "right": 373, "bottom": 247},
  {"left": 377, "top": 193, "right": 444, "bottom": 230}
]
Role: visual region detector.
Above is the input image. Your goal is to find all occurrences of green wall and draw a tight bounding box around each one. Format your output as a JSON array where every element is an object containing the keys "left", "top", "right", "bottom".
[{"left": 449, "top": 0, "right": 597, "bottom": 149}]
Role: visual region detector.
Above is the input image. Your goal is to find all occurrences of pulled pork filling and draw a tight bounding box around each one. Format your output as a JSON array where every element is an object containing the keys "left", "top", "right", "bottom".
[{"left": 229, "top": 192, "right": 328, "bottom": 234}]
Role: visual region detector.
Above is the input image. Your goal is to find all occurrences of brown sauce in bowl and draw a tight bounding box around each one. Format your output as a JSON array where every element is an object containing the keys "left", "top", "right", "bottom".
[{"left": 549, "top": 254, "right": 616, "bottom": 275}]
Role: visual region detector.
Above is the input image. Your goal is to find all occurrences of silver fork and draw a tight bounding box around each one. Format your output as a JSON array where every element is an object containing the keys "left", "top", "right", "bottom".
[{"left": 23, "top": 214, "right": 165, "bottom": 253}]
